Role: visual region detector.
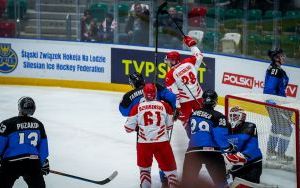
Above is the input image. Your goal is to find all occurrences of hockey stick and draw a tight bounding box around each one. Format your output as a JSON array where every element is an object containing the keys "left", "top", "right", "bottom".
[
  {"left": 50, "top": 170, "right": 118, "bottom": 185},
  {"left": 154, "top": 1, "right": 168, "bottom": 83}
]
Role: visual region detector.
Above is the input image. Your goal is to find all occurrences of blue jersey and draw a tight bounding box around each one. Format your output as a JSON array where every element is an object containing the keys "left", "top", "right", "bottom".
[
  {"left": 264, "top": 63, "right": 289, "bottom": 97},
  {"left": 228, "top": 122, "right": 262, "bottom": 163},
  {"left": 119, "top": 83, "right": 177, "bottom": 116},
  {"left": 0, "top": 116, "right": 49, "bottom": 164},
  {"left": 185, "top": 108, "right": 230, "bottom": 153}
]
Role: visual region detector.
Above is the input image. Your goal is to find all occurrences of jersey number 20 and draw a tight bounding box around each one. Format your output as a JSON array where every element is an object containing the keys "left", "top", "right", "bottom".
[
  {"left": 190, "top": 119, "right": 209, "bottom": 134},
  {"left": 19, "top": 132, "right": 38, "bottom": 146}
]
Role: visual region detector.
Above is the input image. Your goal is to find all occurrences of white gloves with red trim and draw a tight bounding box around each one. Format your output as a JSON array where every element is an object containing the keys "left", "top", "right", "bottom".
[
  {"left": 223, "top": 152, "right": 247, "bottom": 166},
  {"left": 183, "top": 36, "right": 197, "bottom": 47}
]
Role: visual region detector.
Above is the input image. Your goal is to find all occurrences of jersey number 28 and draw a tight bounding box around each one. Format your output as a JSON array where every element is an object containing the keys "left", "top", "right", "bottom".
[
  {"left": 19, "top": 132, "right": 39, "bottom": 146},
  {"left": 181, "top": 71, "right": 196, "bottom": 85}
]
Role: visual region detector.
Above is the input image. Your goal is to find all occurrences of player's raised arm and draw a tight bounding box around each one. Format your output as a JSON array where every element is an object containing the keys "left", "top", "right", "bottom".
[{"left": 183, "top": 36, "right": 204, "bottom": 69}]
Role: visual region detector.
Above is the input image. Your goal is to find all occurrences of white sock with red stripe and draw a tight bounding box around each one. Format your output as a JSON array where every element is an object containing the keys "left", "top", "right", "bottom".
[
  {"left": 139, "top": 167, "right": 151, "bottom": 188},
  {"left": 164, "top": 170, "right": 178, "bottom": 188}
]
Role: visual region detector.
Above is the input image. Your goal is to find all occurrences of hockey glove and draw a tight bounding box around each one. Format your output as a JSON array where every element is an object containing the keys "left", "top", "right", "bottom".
[
  {"left": 183, "top": 36, "right": 197, "bottom": 47},
  {"left": 223, "top": 152, "right": 247, "bottom": 166},
  {"left": 41, "top": 159, "right": 50, "bottom": 175}
]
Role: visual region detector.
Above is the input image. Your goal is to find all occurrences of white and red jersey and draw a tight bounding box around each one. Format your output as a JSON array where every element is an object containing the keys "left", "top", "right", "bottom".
[
  {"left": 165, "top": 46, "right": 204, "bottom": 104},
  {"left": 124, "top": 100, "right": 173, "bottom": 143}
]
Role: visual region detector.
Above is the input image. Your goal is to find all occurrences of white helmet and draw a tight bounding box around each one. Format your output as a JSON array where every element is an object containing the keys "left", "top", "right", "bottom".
[{"left": 229, "top": 106, "right": 246, "bottom": 129}]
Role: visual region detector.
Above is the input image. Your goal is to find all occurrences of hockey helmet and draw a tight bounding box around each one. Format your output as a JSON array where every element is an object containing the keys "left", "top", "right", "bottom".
[
  {"left": 229, "top": 106, "right": 246, "bottom": 129},
  {"left": 143, "top": 83, "right": 157, "bottom": 101},
  {"left": 202, "top": 90, "right": 218, "bottom": 108},
  {"left": 129, "top": 72, "right": 145, "bottom": 89},
  {"left": 267, "top": 48, "right": 285, "bottom": 64},
  {"left": 165, "top": 51, "right": 180, "bottom": 67},
  {"left": 18, "top": 96, "right": 36, "bottom": 116}
]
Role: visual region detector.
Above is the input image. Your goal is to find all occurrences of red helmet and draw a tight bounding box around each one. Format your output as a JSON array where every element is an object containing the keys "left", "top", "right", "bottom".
[
  {"left": 165, "top": 51, "right": 180, "bottom": 66},
  {"left": 229, "top": 106, "right": 246, "bottom": 129},
  {"left": 143, "top": 83, "right": 157, "bottom": 101}
]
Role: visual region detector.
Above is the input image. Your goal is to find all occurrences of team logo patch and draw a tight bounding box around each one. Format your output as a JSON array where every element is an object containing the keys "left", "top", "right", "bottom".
[{"left": 0, "top": 43, "right": 18, "bottom": 73}]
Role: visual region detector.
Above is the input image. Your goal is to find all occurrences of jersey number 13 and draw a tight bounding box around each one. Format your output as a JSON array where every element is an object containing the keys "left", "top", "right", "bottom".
[{"left": 19, "top": 132, "right": 39, "bottom": 146}]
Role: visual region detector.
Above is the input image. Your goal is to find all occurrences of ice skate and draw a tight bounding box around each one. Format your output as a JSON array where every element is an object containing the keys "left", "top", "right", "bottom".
[{"left": 266, "top": 150, "right": 278, "bottom": 161}]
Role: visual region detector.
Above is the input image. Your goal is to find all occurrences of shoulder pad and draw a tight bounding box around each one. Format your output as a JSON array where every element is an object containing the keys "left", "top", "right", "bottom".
[{"left": 238, "top": 122, "right": 257, "bottom": 136}]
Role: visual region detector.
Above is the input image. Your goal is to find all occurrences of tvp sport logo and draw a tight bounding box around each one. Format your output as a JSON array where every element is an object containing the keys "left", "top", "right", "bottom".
[{"left": 0, "top": 43, "right": 18, "bottom": 73}]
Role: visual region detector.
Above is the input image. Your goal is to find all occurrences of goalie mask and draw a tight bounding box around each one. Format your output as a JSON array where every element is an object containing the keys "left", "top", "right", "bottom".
[
  {"left": 18, "top": 96, "right": 36, "bottom": 116},
  {"left": 165, "top": 51, "right": 180, "bottom": 67},
  {"left": 143, "top": 83, "right": 157, "bottom": 101},
  {"left": 229, "top": 106, "right": 246, "bottom": 129}
]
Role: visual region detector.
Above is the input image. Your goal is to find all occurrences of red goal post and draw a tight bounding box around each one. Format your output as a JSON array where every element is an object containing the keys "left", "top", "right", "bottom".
[{"left": 225, "top": 94, "right": 300, "bottom": 187}]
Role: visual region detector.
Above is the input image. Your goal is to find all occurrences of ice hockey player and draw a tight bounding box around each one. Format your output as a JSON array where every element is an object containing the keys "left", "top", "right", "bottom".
[
  {"left": 226, "top": 106, "right": 263, "bottom": 184},
  {"left": 263, "top": 48, "right": 293, "bottom": 161},
  {"left": 180, "top": 90, "right": 233, "bottom": 188},
  {"left": 0, "top": 97, "right": 50, "bottom": 188},
  {"left": 124, "top": 83, "right": 178, "bottom": 188},
  {"left": 164, "top": 35, "right": 204, "bottom": 125},
  {"left": 119, "top": 72, "right": 178, "bottom": 187},
  {"left": 119, "top": 72, "right": 178, "bottom": 117}
]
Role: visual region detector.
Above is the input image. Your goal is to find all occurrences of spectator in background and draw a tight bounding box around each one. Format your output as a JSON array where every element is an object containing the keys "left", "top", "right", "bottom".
[
  {"left": 97, "top": 13, "right": 117, "bottom": 43},
  {"left": 158, "top": 7, "right": 183, "bottom": 49},
  {"left": 122, "top": 3, "right": 150, "bottom": 45},
  {"left": 81, "top": 9, "right": 97, "bottom": 42}
]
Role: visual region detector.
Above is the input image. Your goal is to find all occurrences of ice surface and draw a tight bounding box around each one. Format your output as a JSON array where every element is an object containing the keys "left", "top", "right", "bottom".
[{"left": 0, "top": 86, "right": 296, "bottom": 188}]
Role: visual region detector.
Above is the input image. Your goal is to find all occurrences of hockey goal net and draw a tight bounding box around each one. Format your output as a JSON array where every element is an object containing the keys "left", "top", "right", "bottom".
[{"left": 225, "top": 93, "right": 300, "bottom": 188}]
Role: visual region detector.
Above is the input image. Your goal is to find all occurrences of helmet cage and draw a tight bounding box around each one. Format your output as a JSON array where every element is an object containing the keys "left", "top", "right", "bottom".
[{"left": 143, "top": 83, "right": 157, "bottom": 101}]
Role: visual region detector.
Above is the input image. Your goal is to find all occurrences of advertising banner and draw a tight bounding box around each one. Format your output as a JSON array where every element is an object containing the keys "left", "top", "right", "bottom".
[
  {"left": 111, "top": 48, "right": 215, "bottom": 90},
  {"left": 211, "top": 54, "right": 300, "bottom": 99},
  {"left": 0, "top": 38, "right": 111, "bottom": 82}
]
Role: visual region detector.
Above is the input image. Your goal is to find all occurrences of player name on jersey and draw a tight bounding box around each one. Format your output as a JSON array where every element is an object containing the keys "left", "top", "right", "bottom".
[
  {"left": 192, "top": 110, "right": 212, "bottom": 119},
  {"left": 130, "top": 90, "right": 143, "bottom": 101},
  {"left": 139, "top": 104, "right": 164, "bottom": 111},
  {"left": 17, "top": 122, "right": 39, "bottom": 130},
  {"left": 176, "top": 65, "right": 192, "bottom": 77}
]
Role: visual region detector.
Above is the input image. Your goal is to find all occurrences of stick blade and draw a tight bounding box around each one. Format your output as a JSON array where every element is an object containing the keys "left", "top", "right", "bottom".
[{"left": 96, "top": 171, "right": 118, "bottom": 185}]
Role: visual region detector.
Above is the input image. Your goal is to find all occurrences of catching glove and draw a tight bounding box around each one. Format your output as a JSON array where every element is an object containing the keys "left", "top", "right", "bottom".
[
  {"left": 41, "top": 159, "right": 50, "bottom": 175},
  {"left": 223, "top": 152, "right": 247, "bottom": 166},
  {"left": 183, "top": 36, "right": 197, "bottom": 47}
]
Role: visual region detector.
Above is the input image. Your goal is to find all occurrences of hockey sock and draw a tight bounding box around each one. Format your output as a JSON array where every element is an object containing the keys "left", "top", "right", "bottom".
[
  {"left": 267, "top": 132, "right": 279, "bottom": 153},
  {"left": 278, "top": 137, "right": 290, "bottom": 155},
  {"left": 140, "top": 167, "right": 151, "bottom": 188},
  {"left": 159, "top": 170, "right": 168, "bottom": 183},
  {"left": 164, "top": 170, "right": 178, "bottom": 188}
]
